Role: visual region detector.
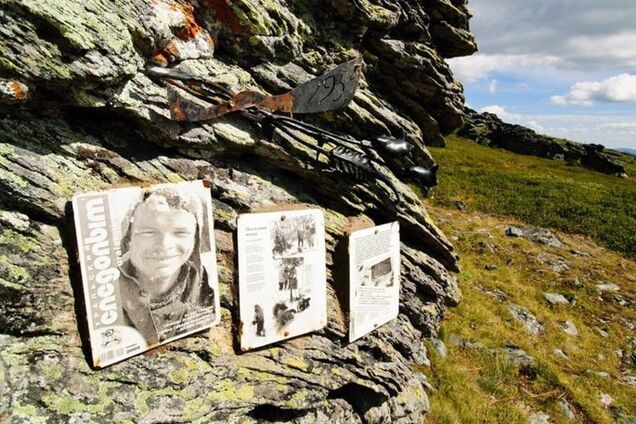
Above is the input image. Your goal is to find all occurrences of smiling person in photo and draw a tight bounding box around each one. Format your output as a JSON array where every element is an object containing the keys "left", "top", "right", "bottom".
[{"left": 118, "top": 187, "right": 215, "bottom": 345}]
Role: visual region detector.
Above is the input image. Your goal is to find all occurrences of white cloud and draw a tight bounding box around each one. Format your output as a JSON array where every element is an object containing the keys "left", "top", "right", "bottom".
[
  {"left": 488, "top": 79, "right": 497, "bottom": 94},
  {"left": 448, "top": 54, "right": 563, "bottom": 83},
  {"left": 478, "top": 105, "right": 521, "bottom": 122},
  {"left": 551, "top": 73, "right": 636, "bottom": 105},
  {"left": 467, "top": 1, "right": 636, "bottom": 71}
]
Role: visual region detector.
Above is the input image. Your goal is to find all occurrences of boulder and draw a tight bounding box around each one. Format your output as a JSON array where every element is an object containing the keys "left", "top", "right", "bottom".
[{"left": 0, "top": 0, "right": 475, "bottom": 421}]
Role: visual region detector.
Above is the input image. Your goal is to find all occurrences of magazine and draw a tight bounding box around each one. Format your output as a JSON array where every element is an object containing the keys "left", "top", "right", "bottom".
[
  {"left": 349, "top": 222, "right": 400, "bottom": 342},
  {"left": 237, "top": 209, "right": 327, "bottom": 350},
  {"left": 72, "top": 180, "right": 220, "bottom": 367}
]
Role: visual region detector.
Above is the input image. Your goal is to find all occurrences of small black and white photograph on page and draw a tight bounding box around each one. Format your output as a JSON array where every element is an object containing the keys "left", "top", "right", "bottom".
[
  {"left": 270, "top": 214, "right": 317, "bottom": 258},
  {"left": 72, "top": 180, "right": 220, "bottom": 368},
  {"left": 349, "top": 222, "right": 400, "bottom": 343},
  {"left": 238, "top": 209, "right": 326, "bottom": 351}
]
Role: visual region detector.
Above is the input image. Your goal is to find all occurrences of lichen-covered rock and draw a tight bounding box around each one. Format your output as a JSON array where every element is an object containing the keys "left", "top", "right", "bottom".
[{"left": 0, "top": 0, "right": 473, "bottom": 421}]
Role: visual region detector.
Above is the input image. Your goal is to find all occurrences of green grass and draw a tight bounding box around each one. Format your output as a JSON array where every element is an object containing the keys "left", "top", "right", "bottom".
[
  {"left": 423, "top": 206, "right": 636, "bottom": 424},
  {"left": 428, "top": 134, "right": 636, "bottom": 257}
]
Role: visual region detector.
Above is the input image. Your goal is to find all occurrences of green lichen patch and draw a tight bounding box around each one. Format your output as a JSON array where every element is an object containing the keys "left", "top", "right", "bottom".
[{"left": 207, "top": 379, "right": 255, "bottom": 403}]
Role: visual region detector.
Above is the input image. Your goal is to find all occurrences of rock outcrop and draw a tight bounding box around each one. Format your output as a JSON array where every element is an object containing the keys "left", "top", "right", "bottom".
[
  {"left": 0, "top": 0, "right": 474, "bottom": 422},
  {"left": 459, "top": 108, "right": 626, "bottom": 176}
]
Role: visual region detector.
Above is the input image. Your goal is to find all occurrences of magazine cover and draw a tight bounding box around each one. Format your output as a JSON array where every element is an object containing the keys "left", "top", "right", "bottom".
[
  {"left": 72, "top": 180, "right": 220, "bottom": 368},
  {"left": 349, "top": 222, "right": 400, "bottom": 342},
  {"left": 237, "top": 209, "right": 327, "bottom": 351}
]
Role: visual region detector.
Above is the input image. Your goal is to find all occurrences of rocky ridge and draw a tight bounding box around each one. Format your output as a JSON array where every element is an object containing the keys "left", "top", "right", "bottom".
[
  {"left": 0, "top": 0, "right": 474, "bottom": 422},
  {"left": 459, "top": 108, "right": 627, "bottom": 176}
]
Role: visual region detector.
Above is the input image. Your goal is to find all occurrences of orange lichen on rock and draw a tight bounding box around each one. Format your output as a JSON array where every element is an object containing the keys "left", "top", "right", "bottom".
[
  {"left": 151, "top": 0, "right": 215, "bottom": 66},
  {"left": 10, "top": 81, "right": 26, "bottom": 101},
  {"left": 202, "top": 0, "right": 247, "bottom": 35}
]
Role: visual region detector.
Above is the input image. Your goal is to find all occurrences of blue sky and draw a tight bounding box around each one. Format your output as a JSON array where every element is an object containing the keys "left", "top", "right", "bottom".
[{"left": 448, "top": 0, "right": 636, "bottom": 149}]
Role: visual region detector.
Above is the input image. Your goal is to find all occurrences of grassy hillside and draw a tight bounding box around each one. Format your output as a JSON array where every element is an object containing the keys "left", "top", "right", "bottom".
[
  {"left": 426, "top": 135, "right": 636, "bottom": 257},
  {"left": 420, "top": 136, "right": 636, "bottom": 423},
  {"left": 422, "top": 206, "right": 636, "bottom": 423}
]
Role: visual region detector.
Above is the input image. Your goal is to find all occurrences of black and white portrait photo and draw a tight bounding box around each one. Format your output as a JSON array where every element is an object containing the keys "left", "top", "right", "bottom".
[{"left": 73, "top": 180, "right": 220, "bottom": 367}]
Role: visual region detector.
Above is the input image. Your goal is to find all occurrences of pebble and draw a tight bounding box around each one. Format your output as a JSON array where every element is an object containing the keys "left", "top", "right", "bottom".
[
  {"left": 554, "top": 349, "right": 568, "bottom": 359},
  {"left": 529, "top": 411, "right": 551, "bottom": 424},
  {"left": 431, "top": 338, "right": 447, "bottom": 359},
  {"left": 559, "top": 399, "right": 576, "bottom": 421},
  {"left": 559, "top": 320, "right": 579, "bottom": 337},
  {"left": 600, "top": 393, "right": 613, "bottom": 409},
  {"left": 505, "top": 226, "right": 523, "bottom": 237},
  {"left": 596, "top": 283, "right": 620, "bottom": 293},
  {"left": 508, "top": 304, "right": 544, "bottom": 336},
  {"left": 544, "top": 292, "right": 570, "bottom": 305}
]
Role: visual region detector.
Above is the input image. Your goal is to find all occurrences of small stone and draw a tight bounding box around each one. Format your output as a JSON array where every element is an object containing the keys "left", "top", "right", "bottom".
[
  {"left": 537, "top": 252, "right": 569, "bottom": 273},
  {"left": 625, "top": 376, "right": 636, "bottom": 387},
  {"left": 505, "top": 226, "right": 523, "bottom": 237},
  {"left": 544, "top": 292, "right": 569, "bottom": 305},
  {"left": 508, "top": 304, "right": 544, "bottom": 336},
  {"left": 615, "top": 350, "right": 623, "bottom": 359},
  {"left": 529, "top": 411, "right": 551, "bottom": 424},
  {"left": 453, "top": 200, "right": 466, "bottom": 210},
  {"left": 596, "top": 283, "right": 620, "bottom": 293},
  {"left": 525, "top": 227, "right": 562, "bottom": 248},
  {"left": 559, "top": 399, "right": 576, "bottom": 420},
  {"left": 559, "top": 320, "right": 579, "bottom": 337},
  {"left": 553, "top": 349, "right": 568, "bottom": 359},
  {"left": 450, "top": 236, "right": 459, "bottom": 242},
  {"left": 431, "top": 338, "right": 447, "bottom": 359},
  {"left": 485, "top": 264, "right": 498, "bottom": 271},
  {"left": 448, "top": 335, "right": 485, "bottom": 350},
  {"left": 570, "top": 249, "right": 591, "bottom": 257},
  {"left": 595, "top": 328, "right": 609, "bottom": 338}
]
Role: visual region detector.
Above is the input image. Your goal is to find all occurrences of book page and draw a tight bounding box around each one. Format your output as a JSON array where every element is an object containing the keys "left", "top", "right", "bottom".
[
  {"left": 349, "top": 222, "right": 400, "bottom": 342},
  {"left": 237, "top": 209, "right": 327, "bottom": 350}
]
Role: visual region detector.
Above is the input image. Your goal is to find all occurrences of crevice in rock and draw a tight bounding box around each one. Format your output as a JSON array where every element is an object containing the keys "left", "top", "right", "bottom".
[
  {"left": 247, "top": 404, "right": 315, "bottom": 421},
  {"left": 328, "top": 382, "right": 388, "bottom": 420}
]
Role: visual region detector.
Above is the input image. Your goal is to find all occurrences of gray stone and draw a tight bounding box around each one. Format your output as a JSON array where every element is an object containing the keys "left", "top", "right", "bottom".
[
  {"left": 454, "top": 200, "right": 467, "bottom": 210},
  {"left": 596, "top": 328, "right": 609, "bottom": 338},
  {"left": 625, "top": 376, "right": 636, "bottom": 387},
  {"left": 559, "top": 320, "right": 579, "bottom": 337},
  {"left": 506, "top": 226, "right": 523, "bottom": 237},
  {"left": 448, "top": 335, "right": 485, "bottom": 350},
  {"left": 508, "top": 304, "right": 544, "bottom": 336},
  {"left": 529, "top": 411, "right": 551, "bottom": 424},
  {"left": 596, "top": 283, "right": 620, "bottom": 293},
  {"left": 559, "top": 399, "right": 576, "bottom": 420},
  {"left": 536, "top": 252, "right": 570, "bottom": 273},
  {"left": 431, "top": 338, "right": 447, "bottom": 359},
  {"left": 544, "top": 293, "right": 570, "bottom": 305},
  {"left": 553, "top": 349, "right": 568, "bottom": 359},
  {"left": 524, "top": 227, "right": 563, "bottom": 248}
]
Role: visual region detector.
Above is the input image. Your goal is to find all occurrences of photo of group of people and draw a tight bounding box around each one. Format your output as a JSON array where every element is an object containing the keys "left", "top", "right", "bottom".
[{"left": 271, "top": 214, "right": 317, "bottom": 257}]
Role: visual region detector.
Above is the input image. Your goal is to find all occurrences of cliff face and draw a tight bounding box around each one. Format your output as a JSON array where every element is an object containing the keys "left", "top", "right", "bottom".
[{"left": 0, "top": 0, "right": 474, "bottom": 422}]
